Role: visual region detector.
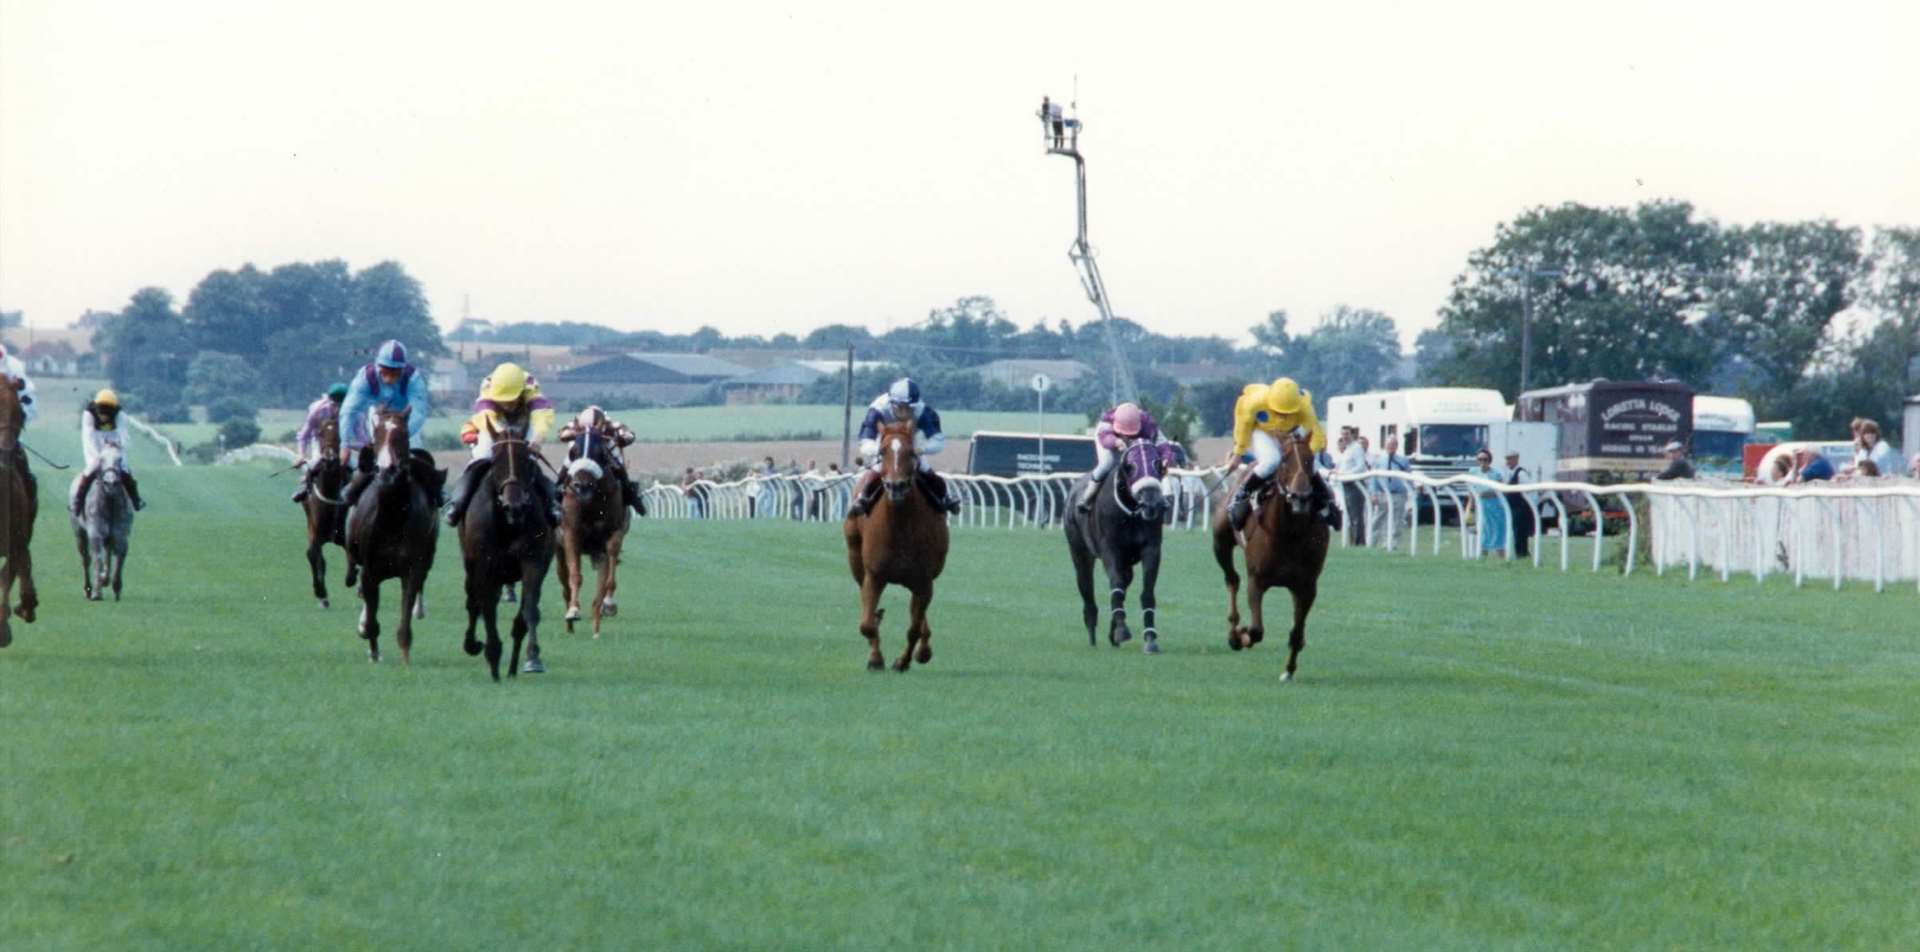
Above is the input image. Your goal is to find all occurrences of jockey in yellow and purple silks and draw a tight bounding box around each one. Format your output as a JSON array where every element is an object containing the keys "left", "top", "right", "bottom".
[
  {"left": 71, "top": 388, "right": 146, "bottom": 513},
  {"left": 445, "top": 362, "right": 561, "bottom": 528},
  {"left": 1227, "top": 377, "right": 1340, "bottom": 530}
]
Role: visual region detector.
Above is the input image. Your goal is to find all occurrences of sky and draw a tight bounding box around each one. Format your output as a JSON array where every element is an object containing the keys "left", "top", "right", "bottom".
[{"left": 3, "top": 1, "right": 1918, "bottom": 349}]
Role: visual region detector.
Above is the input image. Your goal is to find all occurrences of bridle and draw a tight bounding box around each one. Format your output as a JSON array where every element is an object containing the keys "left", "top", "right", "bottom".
[{"left": 1111, "top": 440, "right": 1167, "bottom": 519}]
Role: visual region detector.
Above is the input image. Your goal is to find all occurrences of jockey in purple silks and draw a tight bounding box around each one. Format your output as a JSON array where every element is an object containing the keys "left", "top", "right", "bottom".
[
  {"left": 1078, "top": 401, "right": 1175, "bottom": 512},
  {"left": 290, "top": 382, "right": 349, "bottom": 503}
]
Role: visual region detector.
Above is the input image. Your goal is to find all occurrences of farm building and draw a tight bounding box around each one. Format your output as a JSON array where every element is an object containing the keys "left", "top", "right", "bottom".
[
  {"left": 969, "top": 358, "right": 1093, "bottom": 389},
  {"left": 543, "top": 352, "right": 753, "bottom": 406},
  {"left": 719, "top": 362, "right": 828, "bottom": 404}
]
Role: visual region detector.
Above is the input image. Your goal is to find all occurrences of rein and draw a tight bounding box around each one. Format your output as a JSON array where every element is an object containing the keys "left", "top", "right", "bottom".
[{"left": 21, "top": 442, "right": 71, "bottom": 470}]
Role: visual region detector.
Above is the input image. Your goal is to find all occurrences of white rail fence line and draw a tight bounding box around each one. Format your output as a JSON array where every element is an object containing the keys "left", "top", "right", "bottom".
[{"left": 636, "top": 469, "right": 1920, "bottom": 594}]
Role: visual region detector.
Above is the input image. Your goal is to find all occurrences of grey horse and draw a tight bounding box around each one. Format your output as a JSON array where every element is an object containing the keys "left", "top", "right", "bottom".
[{"left": 72, "top": 443, "right": 134, "bottom": 601}]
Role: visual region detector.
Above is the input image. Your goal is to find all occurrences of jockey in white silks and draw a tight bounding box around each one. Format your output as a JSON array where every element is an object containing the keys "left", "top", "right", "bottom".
[
  {"left": 71, "top": 388, "right": 146, "bottom": 512},
  {"left": 845, "top": 377, "right": 962, "bottom": 517}
]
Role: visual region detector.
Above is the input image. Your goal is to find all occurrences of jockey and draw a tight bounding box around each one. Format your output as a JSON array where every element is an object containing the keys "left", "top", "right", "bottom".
[
  {"left": 338, "top": 340, "right": 436, "bottom": 512},
  {"left": 1227, "top": 377, "right": 1340, "bottom": 530},
  {"left": 0, "top": 344, "right": 38, "bottom": 505},
  {"left": 445, "top": 362, "right": 562, "bottom": 528},
  {"left": 1079, "top": 401, "right": 1174, "bottom": 512},
  {"left": 289, "top": 383, "right": 349, "bottom": 503},
  {"left": 557, "top": 405, "right": 648, "bottom": 516},
  {"left": 847, "top": 377, "right": 962, "bottom": 516},
  {"left": 70, "top": 388, "right": 146, "bottom": 513}
]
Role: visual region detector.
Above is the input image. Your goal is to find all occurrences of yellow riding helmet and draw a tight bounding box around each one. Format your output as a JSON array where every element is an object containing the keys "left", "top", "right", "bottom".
[
  {"left": 1264, "top": 378, "right": 1308, "bottom": 416},
  {"left": 94, "top": 389, "right": 120, "bottom": 408},
  {"left": 484, "top": 362, "right": 530, "bottom": 403}
]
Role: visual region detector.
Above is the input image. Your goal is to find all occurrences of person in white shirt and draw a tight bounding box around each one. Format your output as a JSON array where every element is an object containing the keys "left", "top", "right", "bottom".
[
  {"left": 1369, "top": 434, "right": 1414, "bottom": 548},
  {"left": 1853, "top": 420, "right": 1904, "bottom": 477},
  {"left": 1335, "top": 430, "right": 1371, "bottom": 545}
]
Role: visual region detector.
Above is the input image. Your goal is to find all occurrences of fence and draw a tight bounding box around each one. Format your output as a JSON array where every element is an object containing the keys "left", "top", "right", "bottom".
[{"left": 635, "top": 468, "right": 1920, "bottom": 595}]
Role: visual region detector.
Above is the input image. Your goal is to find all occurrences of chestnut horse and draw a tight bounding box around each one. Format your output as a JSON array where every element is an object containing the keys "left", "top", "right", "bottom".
[
  {"left": 557, "top": 423, "right": 630, "bottom": 637},
  {"left": 302, "top": 415, "right": 348, "bottom": 608},
  {"left": 343, "top": 408, "right": 441, "bottom": 663},
  {"left": 843, "top": 414, "right": 949, "bottom": 671},
  {"left": 458, "top": 415, "right": 556, "bottom": 680},
  {"left": 0, "top": 380, "right": 37, "bottom": 647},
  {"left": 1211, "top": 433, "right": 1329, "bottom": 681}
]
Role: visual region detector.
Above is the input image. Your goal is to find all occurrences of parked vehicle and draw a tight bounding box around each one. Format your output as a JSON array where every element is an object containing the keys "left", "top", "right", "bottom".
[
  {"left": 1326, "top": 387, "right": 1521, "bottom": 524},
  {"left": 1692, "top": 395, "right": 1757, "bottom": 477}
]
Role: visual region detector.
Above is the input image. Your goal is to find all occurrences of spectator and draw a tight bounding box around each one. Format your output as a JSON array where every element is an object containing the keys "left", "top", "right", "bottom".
[
  {"left": 1654, "top": 440, "right": 1696, "bottom": 480},
  {"left": 1471, "top": 448, "right": 1508, "bottom": 559},
  {"left": 1790, "top": 449, "right": 1835, "bottom": 484},
  {"left": 1501, "top": 449, "right": 1535, "bottom": 559},
  {"left": 681, "top": 466, "right": 706, "bottom": 518},
  {"left": 752, "top": 456, "right": 776, "bottom": 517},
  {"left": 1369, "top": 434, "right": 1413, "bottom": 548},
  {"left": 1336, "top": 430, "right": 1370, "bottom": 545},
  {"left": 1853, "top": 420, "right": 1904, "bottom": 477}
]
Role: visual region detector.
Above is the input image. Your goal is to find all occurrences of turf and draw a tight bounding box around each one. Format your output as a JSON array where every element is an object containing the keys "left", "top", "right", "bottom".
[{"left": 2, "top": 456, "right": 1916, "bottom": 949}]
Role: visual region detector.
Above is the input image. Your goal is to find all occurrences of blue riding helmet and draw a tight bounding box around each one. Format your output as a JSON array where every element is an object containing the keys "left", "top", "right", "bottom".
[
  {"left": 887, "top": 377, "right": 920, "bottom": 406},
  {"left": 375, "top": 340, "right": 408, "bottom": 369}
]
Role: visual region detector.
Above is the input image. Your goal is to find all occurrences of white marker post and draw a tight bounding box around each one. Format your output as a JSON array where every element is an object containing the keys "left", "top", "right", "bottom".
[{"left": 1031, "top": 373, "right": 1053, "bottom": 475}]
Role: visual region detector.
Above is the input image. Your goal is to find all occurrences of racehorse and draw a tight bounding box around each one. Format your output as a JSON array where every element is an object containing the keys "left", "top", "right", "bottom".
[
  {"left": 458, "top": 415, "right": 557, "bottom": 680},
  {"left": 71, "top": 442, "right": 133, "bottom": 601},
  {"left": 302, "top": 415, "right": 348, "bottom": 608},
  {"left": 842, "top": 414, "right": 949, "bottom": 672},
  {"left": 0, "top": 380, "right": 37, "bottom": 647},
  {"left": 343, "top": 408, "right": 440, "bottom": 663},
  {"left": 1064, "top": 440, "right": 1171, "bottom": 652},
  {"left": 1210, "top": 433, "right": 1330, "bottom": 681},
  {"left": 557, "top": 421, "right": 630, "bottom": 638}
]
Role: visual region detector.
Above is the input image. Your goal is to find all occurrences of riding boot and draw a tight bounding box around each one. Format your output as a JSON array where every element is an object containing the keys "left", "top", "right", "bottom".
[
  {"left": 445, "top": 460, "right": 488, "bottom": 527},
  {"left": 627, "top": 479, "right": 647, "bottom": 516},
  {"left": 124, "top": 471, "right": 146, "bottom": 511},
  {"left": 920, "top": 470, "right": 962, "bottom": 514},
  {"left": 1076, "top": 474, "right": 1103, "bottom": 513},
  {"left": 1229, "top": 471, "right": 1270, "bottom": 530},
  {"left": 291, "top": 466, "right": 313, "bottom": 503},
  {"left": 71, "top": 472, "right": 96, "bottom": 514},
  {"left": 535, "top": 475, "right": 563, "bottom": 528},
  {"left": 845, "top": 470, "right": 882, "bottom": 517},
  {"left": 1309, "top": 471, "right": 1342, "bottom": 530},
  {"left": 343, "top": 470, "right": 374, "bottom": 513}
]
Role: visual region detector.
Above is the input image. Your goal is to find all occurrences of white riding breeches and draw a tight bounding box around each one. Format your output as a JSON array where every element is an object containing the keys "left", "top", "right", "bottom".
[
  {"left": 1089, "top": 444, "right": 1118, "bottom": 481},
  {"left": 1250, "top": 429, "right": 1285, "bottom": 479}
]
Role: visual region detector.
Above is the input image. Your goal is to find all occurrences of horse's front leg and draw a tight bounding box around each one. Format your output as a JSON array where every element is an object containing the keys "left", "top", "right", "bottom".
[
  {"left": 0, "top": 559, "right": 14, "bottom": 647},
  {"left": 1213, "top": 530, "right": 1247, "bottom": 650},
  {"left": 593, "top": 534, "right": 624, "bottom": 638},
  {"left": 1104, "top": 558, "right": 1134, "bottom": 648},
  {"left": 109, "top": 541, "right": 125, "bottom": 601},
  {"left": 858, "top": 573, "right": 886, "bottom": 671},
  {"left": 1139, "top": 541, "right": 1163, "bottom": 655},
  {"left": 462, "top": 562, "right": 485, "bottom": 658},
  {"left": 395, "top": 575, "right": 418, "bottom": 665},
  {"left": 1283, "top": 582, "right": 1317, "bottom": 683},
  {"left": 75, "top": 528, "right": 93, "bottom": 600},
  {"left": 1245, "top": 579, "right": 1268, "bottom": 650},
  {"left": 1069, "top": 534, "right": 1099, "bottom": 647},
  {"left": 17, "top": 540, "right": 37, "bottom": 623},
  {"left": 560, "top": 535, "right": 582, "bottom": 632},
  {"left": 307, "top": 534, "right": 329, "bottom": 608},
  {"left": 517, "top": 561, "right": 546, "bottom": 674},
  {"left": 359, "top": 573, "right": 382, "bottom": 663},
  {"left": 895, "top": 582, "right": 933, "bottom": 672}
]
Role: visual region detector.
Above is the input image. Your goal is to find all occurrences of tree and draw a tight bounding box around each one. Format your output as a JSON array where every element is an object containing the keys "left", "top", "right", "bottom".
[
  {"left": 1432, "top": 201, "right": 1723, "bottom": 397},
  {"left": 92, "top": 287, "right": 193, "bottom": 415},
  {"left": 182, "top": 265, "right": 270, "bottom": 358},
  {"left": 1704, "top": 221, "right": 1862, "bottom": 418},
  {"left": 185, "top": 351, "right": 264, "bottom": 407},
  {"left": 1292, "top": 306, "right": 1403, "bottom": 408},
  {"left": 1412, "top": 328, "right": 1457, "bottom": 384},
  {"left": 1862, "top": 227, "right": 1920, "bottom": 412}
]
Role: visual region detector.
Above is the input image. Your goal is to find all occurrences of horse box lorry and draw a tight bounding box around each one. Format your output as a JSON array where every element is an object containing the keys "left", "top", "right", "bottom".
[
  {"left": 1514, "top": 380, "right": 1694, "bottom": 482},
  {"left": 1692, "top": 395, "right": 1757, "bottom": 477},
  {"left": 1326, "top": 387, "right": 1556, "bottom": 523}
]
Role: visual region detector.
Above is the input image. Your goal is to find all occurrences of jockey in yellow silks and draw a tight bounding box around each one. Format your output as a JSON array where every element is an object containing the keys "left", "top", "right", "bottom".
[
  {"left": 1227, "top": 377, "right": 1340, "bottom": 530},
  {"left": 444, "top": 362, "right": 562, "bottom": 528}
]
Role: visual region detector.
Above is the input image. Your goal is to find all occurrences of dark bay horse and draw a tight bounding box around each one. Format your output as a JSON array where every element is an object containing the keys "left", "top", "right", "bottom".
[
  {"left": 557, "top": 423, "right": 630, "bottom": 638},
  {"left": 1211, "top": 434, "right": 1329, "bottom": 681},
  {"left": 71, "top": 443, "right": 133, "bottom": 601},
  {"left": 1064, "top": 440, "right": 1170, "bottom": 652},
  {"left": 843, "top": 415, "right": 950, "bottom": 672},
  {"left": 302, "top": 416, "right": 347, "bottom": 608},
  {"left": 343, "top": 408, "right": 441, "bottom": 663},
  {"left": 459, "top": 416, "right": 557, "bottom": 680},
  {"left": 0, "top": 380, "right": 37, "bottom": 647}
]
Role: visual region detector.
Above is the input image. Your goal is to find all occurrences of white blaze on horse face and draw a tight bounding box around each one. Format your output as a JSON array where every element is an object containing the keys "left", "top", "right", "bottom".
[
  {"left": 1129, "top": 476, "right": 1164, "bottom": 499},
  {"left": 890, "top": 437, "right": 903, "bottom": 472},
  {"left": 377, "top": 441, "right": 395, "bottom": 471}
]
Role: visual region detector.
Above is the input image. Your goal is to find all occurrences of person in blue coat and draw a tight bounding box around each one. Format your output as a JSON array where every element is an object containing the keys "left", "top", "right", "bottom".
[
  {"left": 338, "top": 340, "right": 438, "bottom": 511},
  {"left": 845, "top": 377, "right": 962, "bottom": 517}
]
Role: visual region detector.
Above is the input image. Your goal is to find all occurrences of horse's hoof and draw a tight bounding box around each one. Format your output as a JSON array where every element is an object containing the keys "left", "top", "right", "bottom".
[
  {"left": 1143, "top": 636, "right": 1161, "bottom": 655},
  {"left": 1280, "top": 670, "right": 1294, "bottom": 683},
  {"left": 19, "top": 606, "right": 34, "bottom": 623},
  {"left": 564, "top": 607, "right": 581, "bottom": 623},
  {"left": 1227, "top": 631, "right": 1243, "bottom": 651},
  {"left": 0, "top": 619, "right": 10, "bottom": 648},
  {"left": 319, "top": 598, "right": 330, "bottom": 610},
  {"left": 601, "top": 599, "right": 617, "bottom": 617},
  {"left": 521, "top": 658, "right": 545, "bottom": 674},
  {"left": 892, "top": 660, "right": 911, "bottom": 673},
  {"left": 915, "top": 645, "right": 931, "bottom": 664},
  {"left": 1114, "top": 626, "right": 1132, "bottom": 646},
  {"left": 463, "top": 639, "right": 482, "bottom": 657},
  {"left": 368, "top": 649, "right": 379, "bottom": 663},
  {"left": 866, "top": 658, "right": 884, "bottom": 671},
  {"left": 565, "top": 619, "right": 576, "bottom": 634}
]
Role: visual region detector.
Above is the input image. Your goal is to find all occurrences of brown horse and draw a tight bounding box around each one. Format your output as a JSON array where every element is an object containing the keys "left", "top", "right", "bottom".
[
  {"left": 843, "top": 415, "right": 950, "bottom": 671},
  {"left": 343, "top": 408, "right": 441, "bottom": 663},
  {"left": 1211, "top": 434, "right": 1329, "bottom": 681},
  {"left": 458, "top": 415, "right": 557, "bottom": 680},
  {"left": 302, "top": 415, "right": 348, "bottom": 609},
  {"left": 0, "top": 379, "right": 37, "bottom": 647},
  {"left": 557, "top": 423, "right": 630, "bottom": 638}
]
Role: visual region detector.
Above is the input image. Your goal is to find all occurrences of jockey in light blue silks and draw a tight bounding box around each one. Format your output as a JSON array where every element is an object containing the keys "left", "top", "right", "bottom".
[
  {"left": 338, "top": 339, "right": 437, "bottom": 511},
  {"left": 846, "top": 377, "right": 962, "bottom": 517}
]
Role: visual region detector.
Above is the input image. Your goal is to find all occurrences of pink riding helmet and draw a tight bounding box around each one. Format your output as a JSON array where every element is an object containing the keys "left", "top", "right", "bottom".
[{"left": 1112, "top": 402, "right": 1143, "bottom": 438}]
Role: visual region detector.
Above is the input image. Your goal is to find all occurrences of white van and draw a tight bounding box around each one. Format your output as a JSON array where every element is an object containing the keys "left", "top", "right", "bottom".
[
  {"left": 1692, "top": 395, "right": 1756, "bottom": 475},
  {"left": 1325, "top": 388, "right": 1510, "bottom": 476}
]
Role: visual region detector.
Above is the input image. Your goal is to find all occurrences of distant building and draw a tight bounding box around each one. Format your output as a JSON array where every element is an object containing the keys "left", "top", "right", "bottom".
[
  {"left": 969, "top": 358, "right": 1093, "bottom": 389},
  {"left": 427, "top": 358, "right": 473, "bottom": 400},
  {"left": 719, "top": 362, "right": 828, "bottom": 405},
  {"left": 449, "top": 342, "right": 582, "bottom": 378},
  {"left": 544, "top": 352, "right": 754, "bottom": 406},
  {"left": 20, "top": 340, "right": 84, "bottom": 377},
  {"left": 1151, "top": 360, "right": 1244, "bottom": 387}
]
